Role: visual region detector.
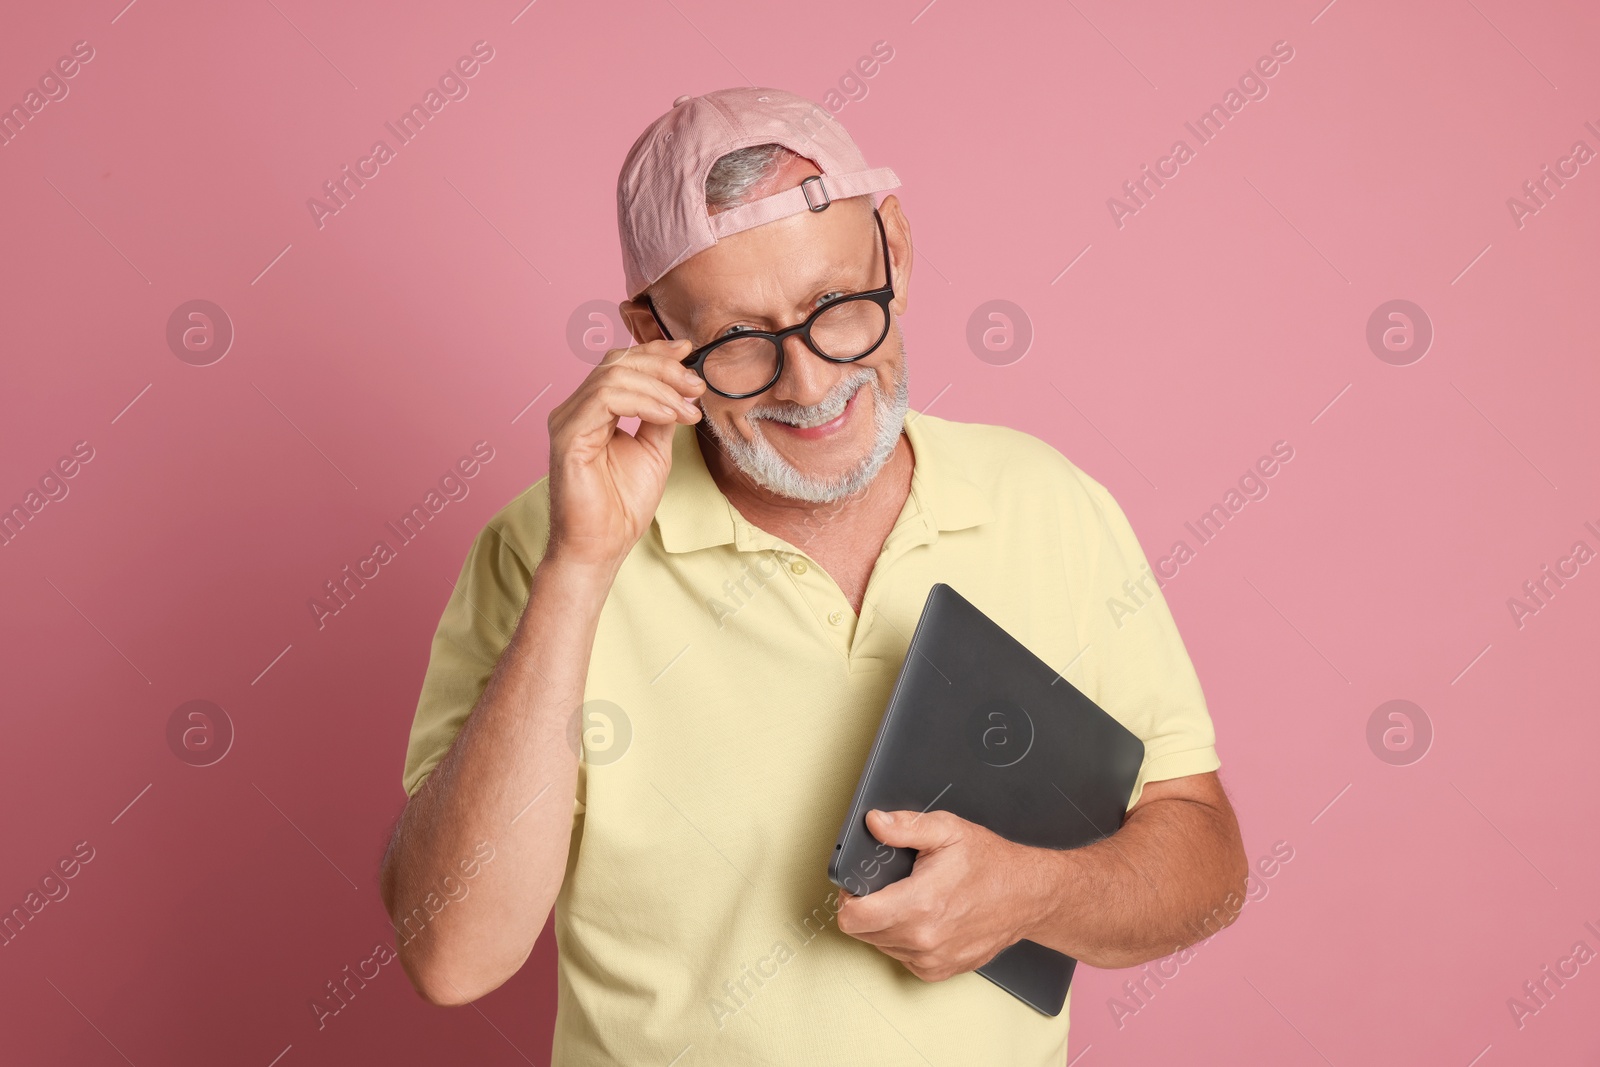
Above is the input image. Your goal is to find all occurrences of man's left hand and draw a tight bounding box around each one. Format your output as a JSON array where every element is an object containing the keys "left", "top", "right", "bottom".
[{"left": 835, "top": 808, "right": 1045, "bottom": 983}]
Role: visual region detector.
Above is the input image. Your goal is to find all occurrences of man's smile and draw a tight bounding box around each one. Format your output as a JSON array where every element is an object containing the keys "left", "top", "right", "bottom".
[{"left": 765, "top": 378, "right": 865, "bottom": 440}]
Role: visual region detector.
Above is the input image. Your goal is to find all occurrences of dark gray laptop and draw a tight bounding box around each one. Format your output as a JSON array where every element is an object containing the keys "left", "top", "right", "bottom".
[{"left": 828, "top": 582, "right": 1146, "bottom": 1016}]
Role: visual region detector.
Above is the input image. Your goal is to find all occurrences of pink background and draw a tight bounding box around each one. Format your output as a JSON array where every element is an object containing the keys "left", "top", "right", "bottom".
[{"left": 2, "top": 0, "right": 1597, "bottom": 1063}]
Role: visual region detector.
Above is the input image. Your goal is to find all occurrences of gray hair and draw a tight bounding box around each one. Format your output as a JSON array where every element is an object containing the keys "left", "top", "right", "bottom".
[
  {"left": 642, "top": 142, "right": 857, "bottom": 305},
  {"left": 704, "top": 142, "right": 798, "bottom": 211}
]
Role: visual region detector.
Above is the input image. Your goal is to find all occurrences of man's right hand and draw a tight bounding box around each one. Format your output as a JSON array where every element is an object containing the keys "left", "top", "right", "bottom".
[
  {"left": 545, "top": 338, "right": 705, "bottom": 569},
  {"left": 383, "top": 340, "right": 707, "bottom": 1007}
]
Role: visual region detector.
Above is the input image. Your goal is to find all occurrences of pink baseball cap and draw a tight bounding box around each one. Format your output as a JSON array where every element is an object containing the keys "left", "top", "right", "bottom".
[{"left": 615, "top": 87, "right": 901, "bottom": 302}]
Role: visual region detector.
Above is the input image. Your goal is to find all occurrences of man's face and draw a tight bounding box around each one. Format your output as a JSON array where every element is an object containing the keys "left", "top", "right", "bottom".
[{"left": 622, "top": 168, "right": 914, "bottom": 505}]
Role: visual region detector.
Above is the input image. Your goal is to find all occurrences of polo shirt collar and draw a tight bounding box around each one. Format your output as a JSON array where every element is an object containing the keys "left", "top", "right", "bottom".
[{"left": 654, "top": 407, "right": 994, "bottom": 555}]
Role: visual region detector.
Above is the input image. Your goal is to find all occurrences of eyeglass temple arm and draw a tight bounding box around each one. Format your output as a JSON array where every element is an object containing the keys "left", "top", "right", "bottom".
[{"left": 639, "top": 294, "right": 700, "bottom": 368}]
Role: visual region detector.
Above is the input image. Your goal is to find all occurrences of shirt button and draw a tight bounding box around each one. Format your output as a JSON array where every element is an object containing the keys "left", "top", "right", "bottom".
[
  {"left": 790, "top": 560, "right": 808, "bottom": 575},
  {"left": 828, "top": 610, "right": 844, "bottom": 625}
]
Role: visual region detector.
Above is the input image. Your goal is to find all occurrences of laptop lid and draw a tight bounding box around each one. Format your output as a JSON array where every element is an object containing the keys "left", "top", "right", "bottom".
[{"left": 828, "top": 582, "right": 1146, "bottom": 1016}]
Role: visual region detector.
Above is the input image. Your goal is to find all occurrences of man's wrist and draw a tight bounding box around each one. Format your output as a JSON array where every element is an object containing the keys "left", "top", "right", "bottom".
[
  {"left": 1009, "top": 841, "right": 1082, "bottom": 953},
  {"left": 502, "top": 553, "right": 618, "bottom": 668},
  {"left": 532, "top": 551, "right": 621, "bottom": 604}
]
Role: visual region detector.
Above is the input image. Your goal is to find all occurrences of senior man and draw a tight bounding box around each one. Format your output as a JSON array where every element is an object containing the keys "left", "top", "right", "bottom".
[{"left": 380, "top": 87, "right": 1247, "bottom": 1065}]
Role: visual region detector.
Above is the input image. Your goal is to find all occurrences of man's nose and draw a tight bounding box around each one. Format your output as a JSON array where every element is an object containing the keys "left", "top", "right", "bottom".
[{"left": 770, "top": 331, "right": 840, "bottom": 406}]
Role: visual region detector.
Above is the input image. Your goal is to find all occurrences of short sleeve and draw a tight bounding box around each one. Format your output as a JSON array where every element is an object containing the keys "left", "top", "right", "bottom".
[
  {"left": 401, "top": 481, "right": 584, "bottom": 816},
  {"left": 1066, "top": 469, "right": 1221, "bottom": 809}
]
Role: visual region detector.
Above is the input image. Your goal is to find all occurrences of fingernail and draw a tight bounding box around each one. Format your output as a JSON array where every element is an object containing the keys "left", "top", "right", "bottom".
[{"left": 876, "top": 810, "right": 894, "bottom": 825}]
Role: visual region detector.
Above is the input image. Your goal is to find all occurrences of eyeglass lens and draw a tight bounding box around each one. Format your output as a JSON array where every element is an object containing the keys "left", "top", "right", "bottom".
[{"left": 701, "top": 299, "right": 888, "bottom": 395}]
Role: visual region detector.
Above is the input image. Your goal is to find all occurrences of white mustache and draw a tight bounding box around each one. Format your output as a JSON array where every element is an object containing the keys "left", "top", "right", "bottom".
[{"left": 749, "top": 371, "right": 872, "bottom": 429}]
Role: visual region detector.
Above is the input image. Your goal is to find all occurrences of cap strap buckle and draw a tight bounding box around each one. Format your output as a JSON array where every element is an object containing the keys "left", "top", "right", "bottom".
[{"left": 800, "top": 175, "right": 831, "bottom": 212}]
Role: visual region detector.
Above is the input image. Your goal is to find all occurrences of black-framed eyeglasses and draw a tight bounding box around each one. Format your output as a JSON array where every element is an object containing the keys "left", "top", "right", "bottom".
[{"left": 641, "top": 197, "right": 896, "bottom": 400}]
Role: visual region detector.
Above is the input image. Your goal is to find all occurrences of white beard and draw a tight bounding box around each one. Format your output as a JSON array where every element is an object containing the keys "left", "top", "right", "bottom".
[{"left": 698, "top": 336, "right": 911, "bottom": 505}]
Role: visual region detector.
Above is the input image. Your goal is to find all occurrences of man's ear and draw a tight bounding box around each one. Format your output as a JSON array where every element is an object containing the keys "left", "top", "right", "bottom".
[
  {"left": 618, "top": 297, "right": 665, "bottom": 347},
  {"left": 876, "top": 195, "right": 912, "bottom": 318}
]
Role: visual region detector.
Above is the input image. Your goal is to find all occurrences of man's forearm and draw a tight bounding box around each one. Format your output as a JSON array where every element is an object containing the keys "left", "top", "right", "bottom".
[
  {"left": 380, "top": 554, "right": 615, "bottom": 1005},
  {"left": 1013, "top": 787, "right": 1248, "bottom": 970}
]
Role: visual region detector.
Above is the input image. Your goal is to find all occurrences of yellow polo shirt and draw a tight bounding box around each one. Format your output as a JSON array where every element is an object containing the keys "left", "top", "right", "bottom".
[{"left": 402, "top": 408, "right": 1220, "bottom": 1065}]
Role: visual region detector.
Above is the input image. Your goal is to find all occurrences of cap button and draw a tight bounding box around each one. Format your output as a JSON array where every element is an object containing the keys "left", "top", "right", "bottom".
[{"left": 672, "top": 94, "right": 692, "bottom": 107}]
